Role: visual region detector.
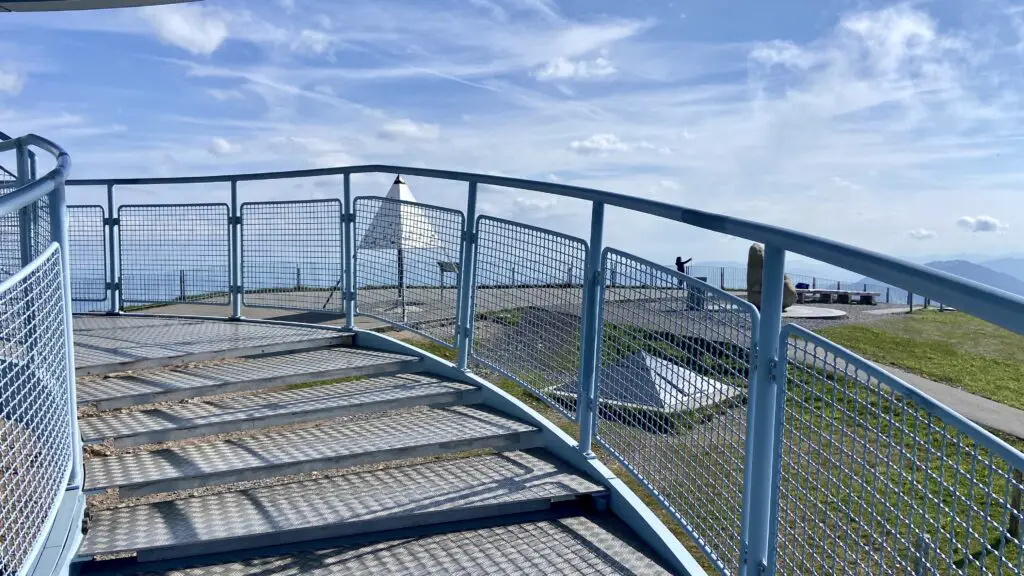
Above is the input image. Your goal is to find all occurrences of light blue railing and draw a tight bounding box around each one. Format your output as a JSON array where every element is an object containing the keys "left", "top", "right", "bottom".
[
  {"left": 0, "top": 134, "right": 82, "bottom": 576},
  {"left": 61, "top": 163, "right": 1024, "bottom": 575}
]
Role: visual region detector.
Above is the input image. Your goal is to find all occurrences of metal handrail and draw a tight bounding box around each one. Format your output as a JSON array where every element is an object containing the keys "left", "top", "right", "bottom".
[{"left": 1, "top": 134, "right": 70, "bottom": 217}]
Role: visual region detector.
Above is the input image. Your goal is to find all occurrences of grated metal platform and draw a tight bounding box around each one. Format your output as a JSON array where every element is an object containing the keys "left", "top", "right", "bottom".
[
  {"left": 85, "top": 406, "right": 540, "bottom": 497},
  {"left": 77, "top": 347, "right": 419, "bottom": 410},
  {"left": 96, "top": 514, "right": 673, "bottom": 575},
  {"left": 78, "top": 451, "right": 606, "bottom": 562},
  {"left": 79, "top": 373, "right": 479, "bottom": 447},
  {"left": 74, "top": 316, "right": 351, "bottom": 376}
]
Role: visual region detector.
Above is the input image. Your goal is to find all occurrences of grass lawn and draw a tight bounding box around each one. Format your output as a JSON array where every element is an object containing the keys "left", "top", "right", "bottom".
[{"left": 817, "top": 309, "right": 1024, "bottom": 411}]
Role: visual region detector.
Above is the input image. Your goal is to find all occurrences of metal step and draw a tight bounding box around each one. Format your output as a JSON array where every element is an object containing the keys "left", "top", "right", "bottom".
[
  {"left": 80, "top": 373, "right": 479, "bottom": 447},
  {"left": 85, "top": 406, "right": 541, "bottom": 497},
  {"left": 74, "top": 316, "right": 353, "bottom": 377},
  {"left": 78, "top": 451, "right": 606, "bottom": 563},
  {"left": 77, "top": 347, "right": 420, "bottom": 411},
  {"left": 85, "top": 513, "right": 673, "bottom": 575}
]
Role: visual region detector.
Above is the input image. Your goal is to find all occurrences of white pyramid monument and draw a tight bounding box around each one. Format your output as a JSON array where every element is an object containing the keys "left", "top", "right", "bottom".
[
  {"left": 358, "top": 176, "right": 444, "bottom": 321},
  {"left": 555, "top": 351, "right": 741, "bottom": 414}
]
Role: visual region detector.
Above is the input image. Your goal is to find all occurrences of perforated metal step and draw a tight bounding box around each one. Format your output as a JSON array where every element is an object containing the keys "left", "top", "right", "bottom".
[
  {"left": 78, "top": 451, "right": 606, "bottom": 563},
  {"left": 93, "top": 514, "right": 673, "bottom": 575},
  {"left": 85, "top": 406, "right": 540, "bottom": 497},
  {"left": 78, "top": 347, "right": 419, "bottom": 411},
  {"left": 74, "top": 316, "right": 352, "bottom": 376},
  {"left": 80, "top": 373, "right": 478, "bottom": 447}
]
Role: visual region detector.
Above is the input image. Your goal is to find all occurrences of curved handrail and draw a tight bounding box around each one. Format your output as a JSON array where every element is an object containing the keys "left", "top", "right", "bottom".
[
  {"left": 0, "top": 133, "right": 71, "bottom": 216},
  {"left": 67, "top": 163, "right": 1024, "bottom": 337}
]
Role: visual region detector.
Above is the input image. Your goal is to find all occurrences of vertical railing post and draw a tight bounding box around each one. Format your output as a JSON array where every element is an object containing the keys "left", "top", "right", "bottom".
[
  {"left": 17, "top": 142, "right": 32, "bottom": 266},
  {"left": 454, "top": 182, "right": 479, "bottom": 371},
  {"left": 229, "top": 180, "right": 242, "bottom": 319},
  {"left": 342, "top": 173, "right": 355, "bottom": 330},
  {"left": 49, "top": 170, "right": 83, "bottom": 488},
  {"left": 741, "top": 244, "right": 786, "bottom": 576},
  {"left": 577, "top": 202, "right": 605, "bottom": 457},
  {"left": 106, "top": 184, "right": 119, "bottom": 314}
]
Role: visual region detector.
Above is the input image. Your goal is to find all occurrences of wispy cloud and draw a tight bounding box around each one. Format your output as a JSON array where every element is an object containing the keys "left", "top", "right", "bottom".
[
  {"left": 139, "top": 4, "right": 229, "bottom": 56},
  {"left": 957, "top": 216, "right": 1007, "bottom": 233},
  {"left": 908, "top": 228, "right": 936, "bottom": 240}
]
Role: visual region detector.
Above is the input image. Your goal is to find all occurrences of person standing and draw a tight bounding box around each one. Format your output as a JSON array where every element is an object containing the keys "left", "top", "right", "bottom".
[{"left": 675, "top": 257, "right": 692, "bottom": 287}]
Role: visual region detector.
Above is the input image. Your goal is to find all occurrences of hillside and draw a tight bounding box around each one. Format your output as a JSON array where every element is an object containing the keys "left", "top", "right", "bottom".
[
  {"left": 923, "top": 260, "right": 1024, "bottom": 296},
  {"left": 980, "top": 257, "right": 1024, "bottom": 283}
]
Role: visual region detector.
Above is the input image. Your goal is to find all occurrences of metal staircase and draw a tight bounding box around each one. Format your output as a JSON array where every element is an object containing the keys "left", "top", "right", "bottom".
[{"left": 72, "top": 318, "right": 675, "bottom": 575}]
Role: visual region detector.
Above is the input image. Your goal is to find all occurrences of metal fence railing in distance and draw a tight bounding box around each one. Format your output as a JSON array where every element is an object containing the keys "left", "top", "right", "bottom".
[
  {"left": 594, "top": 249, "right": 757, "bottom": 575},
  {"left": 1, "top": 196, "right": 53, "bottom": 284},
  {"left": 354, "top": 196, "right": 464, "bottom": 346},
  {"left": 118, "top": 204, "right": 230, "bottom": 307},
  {"left": 67, "top": 205, "right": 107, "bottom": 303},
  {"left": 0, "top": 245, "right": 73, "bottom": 575},
  {"left": 470, "top": 216, "right": 588, "bottom": 420},
  {"left": 241, "top": 199, "right": 343, "bottom": 313},
  {"left": 778, "top": 325, "right": 1024, "bottom": 575}
]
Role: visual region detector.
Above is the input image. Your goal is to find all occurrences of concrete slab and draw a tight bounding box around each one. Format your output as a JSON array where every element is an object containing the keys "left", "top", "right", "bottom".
[{"left": 782, "top": 305, "right": 847, "bottom": 319}]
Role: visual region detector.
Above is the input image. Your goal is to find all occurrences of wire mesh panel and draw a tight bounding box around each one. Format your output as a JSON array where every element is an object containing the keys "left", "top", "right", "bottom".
[
  {"left": 68, "top": 205, "right": 107, "bottom": 302},
  {"left": 0, "top": 245, "right": 73, "bottom": 575},
  {"left": 470, "top": 216, "right": 587, "bottom": 419},
  {"left": 0, "top": 198, "right": 52, "bottom": 284},
  {"left": 118, "top": 204, "right": 230, "bottom": 307},
  {"left": 241, "top": 200, "right": 343, "bottom": 312},
  {"left": 777, "top": 324, "right": 1024, "bottom": 576},
  {"left": 593, "top": 249, "right": 756, "bottom": 575},
  {"left": 354, "top": 196, "right": 464, "bottom": 346}
]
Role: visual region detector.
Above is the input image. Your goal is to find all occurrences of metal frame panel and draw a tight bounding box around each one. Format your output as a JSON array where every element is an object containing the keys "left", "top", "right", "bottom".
[{"left": 66, "top": 204, "right": 106, "bottom": 302}]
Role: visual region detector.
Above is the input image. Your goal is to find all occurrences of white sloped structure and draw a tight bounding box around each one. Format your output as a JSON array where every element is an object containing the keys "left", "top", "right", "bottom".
[{"left": 358, "top": 176, "right": 441, "bottom": 250}]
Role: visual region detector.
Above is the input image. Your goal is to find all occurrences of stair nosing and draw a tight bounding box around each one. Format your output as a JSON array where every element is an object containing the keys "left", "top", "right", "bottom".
[{"left": 84, "top": 406, "right": 542, "bottom": 496}]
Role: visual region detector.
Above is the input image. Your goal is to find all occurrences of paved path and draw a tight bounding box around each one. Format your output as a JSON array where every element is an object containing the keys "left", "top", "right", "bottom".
[{"left": 878, "top": 364, "right": 1024, "bottom": 441}]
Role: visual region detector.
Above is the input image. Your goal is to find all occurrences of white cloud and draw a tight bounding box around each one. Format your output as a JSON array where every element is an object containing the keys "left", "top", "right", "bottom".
[
  {"left": 957, "top": 216, "right": 1006, "bottom": 233},
  {"left": 907, "top": 228, "right": 936, "bottom": 240},
  {"left": 0, "top": 69, "right": 24, "bottom": 95},
  {"left": 377, "top": 119, "right": 440, "bottom": 142},
  {"left": 569, "top": 133, "right": 630, "bottom": 155},
  {"left": 140, "top": 4, "right": 229, "bottom": 56},
  {"left": 292, "top": 29, "right": 335, "bottom": 55},
  {"left": 208, "top": 137, "right": 239, "bottom": 156},
  {"left": 535, "top": 56, "right": 616, "bottom": 80},
  {"left": 207, "top": 88, "right": 244, "bottom": 101}
]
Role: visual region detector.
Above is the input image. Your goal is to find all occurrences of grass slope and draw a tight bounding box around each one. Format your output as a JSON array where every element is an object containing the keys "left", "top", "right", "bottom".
[{"left": 817, "top": 310, "right": 1024, "bottom": 411}]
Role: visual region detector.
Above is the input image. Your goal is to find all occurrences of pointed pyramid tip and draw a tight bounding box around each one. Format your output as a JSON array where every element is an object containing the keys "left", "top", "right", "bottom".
[{"left": 394, "top": 174, "right": 405, "bottom": 185}]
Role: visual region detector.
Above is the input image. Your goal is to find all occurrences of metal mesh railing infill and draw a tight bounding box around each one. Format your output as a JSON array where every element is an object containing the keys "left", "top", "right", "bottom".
[
  {"left": 777, "top": 325, "right": 1024, "bottom": 575},
  {"left": 354, "top": 196, "right": 464, "bottom": 346},
  {"left": 0, "top": 244, "right": 73, "bottom": 575},
  {"left": 470, "top": 216, "right": 588, "bottom": 420},
  {"left": 594, "top": 249, "right": 757, "bottom": 575},
  {"left": 118, "top": 204, "right": 230, "bottom": 307},
  {"left": 241, "top": 199, "right": 343, "bottom": 312},
  {"left": 67, "top": 205, "right": 106, "bottom": 303},
  {"left": 1, "top": 197, "right": 53, "bottom": 285}
]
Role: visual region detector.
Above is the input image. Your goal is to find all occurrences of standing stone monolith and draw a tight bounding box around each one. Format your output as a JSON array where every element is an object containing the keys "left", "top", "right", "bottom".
[{"left": 746, "top": 243, "right": 797, "bottom": 310}]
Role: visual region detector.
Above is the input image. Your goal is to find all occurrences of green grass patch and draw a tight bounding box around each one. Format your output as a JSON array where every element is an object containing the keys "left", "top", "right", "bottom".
[{"left": 818, "top": 310, "right": 1024, "bottom": 411}]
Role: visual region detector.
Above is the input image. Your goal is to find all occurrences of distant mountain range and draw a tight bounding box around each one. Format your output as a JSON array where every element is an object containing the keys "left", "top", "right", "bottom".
[
  {"left": 857, "top": 260, "right": 1024, "bottom": 297},
  {"left": 979, "top": 258, "right": 1024, "bottom": 283}
]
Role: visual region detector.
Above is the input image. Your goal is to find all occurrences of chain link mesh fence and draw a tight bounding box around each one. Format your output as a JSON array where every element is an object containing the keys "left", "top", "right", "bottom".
[
  {"left": 68, "top": 205, "right": 107, "bottom": 303},
  {"left": 118, "top": 204, "right": 230, "bottom": 307},
  {"left": 778, "top": 325, "right": 1024, "bottom": 575},
  {"left": 0, "top": 197, "right": 53, "bottom": 285},
  {"left": 593, "top": 249, "right": 756, "bottom": 575},
  {"left": 354, "top": 196, "right": 464, "bottom": 346},
  {"left": 241, "top": 199, "right": 343, "bottom": 313},
  {"left": 0, "top": 245, "right": 73, "bottom": 575},
  {"left": 470, "top": 216, "right": 587, "bottom": 420}
]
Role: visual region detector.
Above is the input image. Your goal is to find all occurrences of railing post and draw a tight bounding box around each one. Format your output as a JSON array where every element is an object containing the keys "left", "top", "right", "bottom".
[
  {"left": 229, "top": 180, "right": 242, "bottom": 319},
  {"left": 106, "top": 184, "right": 119, "bottom": 314},
  {"left": 455, "top": 182, "right": 479, "bottom": 371},
  {"left": 342, "top": 173, "right": 355, "bottom": 330},
  {"left": 741, "top": 244, "right": 786, "bottom": 576},
  {"left": 577, "top": 202, "right": 605, "bottom": 457},
  {"left": 49, "top": 173, "right": 83, "bottom": 489},
  {"left": 17, "top": 142, "right": 32, "bottom": 266}
]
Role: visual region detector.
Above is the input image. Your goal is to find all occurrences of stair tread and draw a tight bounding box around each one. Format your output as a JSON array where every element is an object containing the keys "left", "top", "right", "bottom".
[
  {"left": 79, "top": 451, "right": 605, "bottom": 559},
  {"left": 80, "top": 373, "right": 475, "bottom": 445},
  {"left": 74, "top": 316, "right": 350, "bottom": 375},
  {"left": 101, "top": 514, "right": 672, "bottom": 575},
  {"left": 85, "top": 406, "right": 537, "bottom": 493},
  {"left": 77, "top": 347, "right": 418, "bottom": 409}
]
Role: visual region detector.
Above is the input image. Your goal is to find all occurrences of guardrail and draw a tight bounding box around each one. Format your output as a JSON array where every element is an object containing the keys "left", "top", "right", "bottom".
[
  {"left": 64, "top": 163, "right": 1024, "bottom": 575},
  {"left": 0, "top": 134, "right": 82, "bottom": 576}
]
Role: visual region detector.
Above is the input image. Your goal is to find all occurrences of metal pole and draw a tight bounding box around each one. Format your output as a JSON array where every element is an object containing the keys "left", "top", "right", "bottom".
[
  {"left": 721, "top": 267, "right": 725, "bottom": 290},
  {"left": 397, "top": 248, "right": 406, "bottom": 323},
  {"left": 886, "top": 287, "right": 890, "bottom": 304},
  {"left": 106, "top": 184, "right": 119, "bottom": 314},
  {"left": 229, "top": 180, "right": 241, "bottom": 319},
  {"left": 50, "top": 176, "right": 83, "bottom": 489},
  {"left": 180, "top": 270, "right": 186, "bottom": 301},
  {"left": 342, "top": 174, "right": 355, "bottom": 329},
  {"left": 17, "top": 142, "right": 32, "bottom": 266},
  {"left": 741, "top": 244, "right": 786, "bottom": 576},
  {"left": 812, "top": 277, "right": 816, "bottom": 289},
  {"left": 455, "top": 182, "right": 479, "bottom": 370},
  {"left": 1010, "top": 468, "right": 1022, "bottom": 540},
  {"left": 577, "top": 202, "right": 605, "bottom": 457}
]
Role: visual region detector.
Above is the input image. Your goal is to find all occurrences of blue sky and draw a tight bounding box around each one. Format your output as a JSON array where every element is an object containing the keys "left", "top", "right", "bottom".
[{"left": 2, "top": 0, "right": 1023, "bottom": 274}]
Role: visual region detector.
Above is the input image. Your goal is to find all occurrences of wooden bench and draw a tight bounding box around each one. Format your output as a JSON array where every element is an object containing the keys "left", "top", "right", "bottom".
[{"left": 796, "top": 288, "right": 880, "bottom": 305}]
